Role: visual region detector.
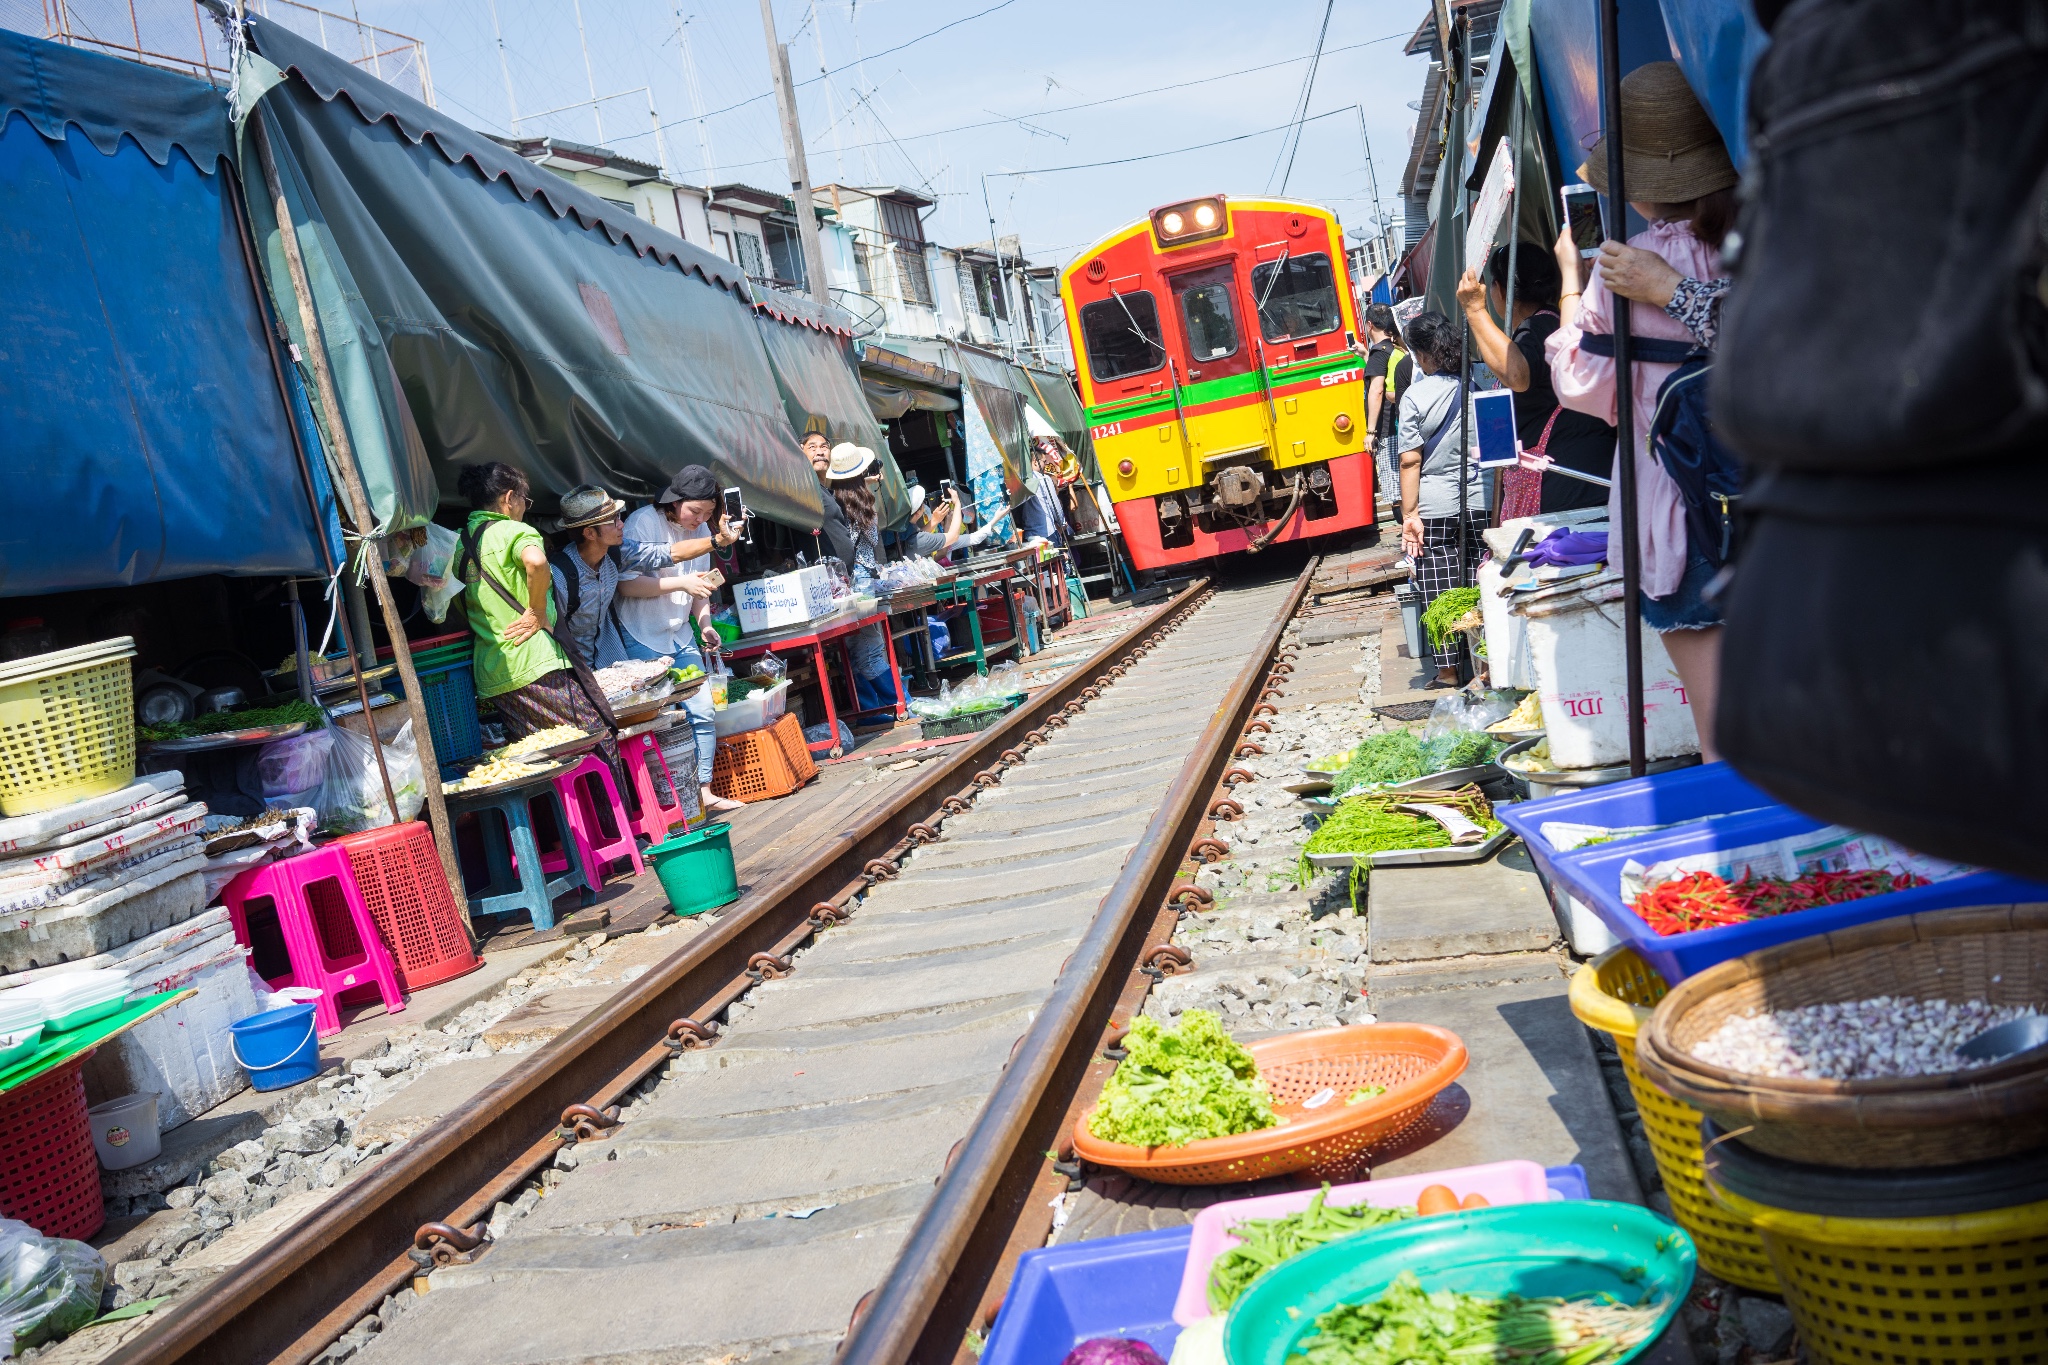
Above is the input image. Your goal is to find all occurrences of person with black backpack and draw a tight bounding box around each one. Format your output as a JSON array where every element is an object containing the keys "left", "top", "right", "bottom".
[
  {"left": 1546, "top": 61, "right": 1739, "bottom": 759},
  {"left": 545, "top": 482, "right": 736, "bottom": 670}
]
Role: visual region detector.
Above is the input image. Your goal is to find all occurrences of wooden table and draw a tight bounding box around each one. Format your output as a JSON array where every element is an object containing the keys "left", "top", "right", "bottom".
[{"left": 724, "top": 606, "right": 906, "bottom": 754}]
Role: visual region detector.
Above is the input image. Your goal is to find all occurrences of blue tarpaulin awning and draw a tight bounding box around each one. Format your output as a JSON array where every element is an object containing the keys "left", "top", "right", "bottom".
[{"left": 0, "top": 29, "right": 337, "bottom": 596}]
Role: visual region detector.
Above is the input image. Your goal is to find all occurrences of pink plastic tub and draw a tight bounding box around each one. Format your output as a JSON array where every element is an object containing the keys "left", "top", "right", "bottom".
[{"left": 1172, "top": 1158, "right": 1557, "bottom": 1324}]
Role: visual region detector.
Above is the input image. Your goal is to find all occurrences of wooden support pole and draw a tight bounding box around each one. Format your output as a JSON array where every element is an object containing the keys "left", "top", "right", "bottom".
[{"left": 245, "top": 104, "right": 474, "bottom": 933}]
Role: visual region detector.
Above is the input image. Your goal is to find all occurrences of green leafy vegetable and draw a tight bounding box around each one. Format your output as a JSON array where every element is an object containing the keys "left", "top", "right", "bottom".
[
  {"left": 1328, "top": 731, "right": 1499, "bottom": 797},
  {"left": 1346, "top": 1085, "right": 1386, "bottom": 1103},
  {"left": 1209, "top": 1186, "right": 1416, "bottom": 1312},
  {"left": 139, "top": 698, "right": 324, "bottom": 742},
  {"left": 1291, "top": 1271, "right": 1667, "bottom": 1365},
  {"left": 1087, "top": 1010, "right": 1277, "bottom": 1148},
  {"left": 1421, "top": 587, "right": 1482, "bottom": 649}
]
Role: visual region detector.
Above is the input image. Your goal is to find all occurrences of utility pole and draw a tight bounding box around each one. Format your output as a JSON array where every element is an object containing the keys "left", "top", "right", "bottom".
[
  {"left": 759, "top": 0, "right": 831, "bottom": 306},
  {"left": 1355, "top": 105, "right": 1392, "bottom": 277}
]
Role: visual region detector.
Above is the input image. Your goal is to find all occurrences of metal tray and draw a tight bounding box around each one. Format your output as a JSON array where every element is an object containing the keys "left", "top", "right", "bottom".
[
  {"left": 443, "top": 755, "right": 573, "bottom": 798},
  {"left": 143, "top": 720, "right": 307, "bottom": 753},
  {"left": 1306, "top": 826, "right": 1514, "bottom": 870}
]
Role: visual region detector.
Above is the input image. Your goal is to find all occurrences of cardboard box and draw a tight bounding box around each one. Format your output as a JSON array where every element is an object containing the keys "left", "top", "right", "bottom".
[{"left": 733, "top": 566, "right": 837, "bottom": 634}]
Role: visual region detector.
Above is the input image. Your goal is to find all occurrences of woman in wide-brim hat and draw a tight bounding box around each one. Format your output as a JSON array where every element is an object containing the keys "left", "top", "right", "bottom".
[
  {"left": 822, "top": 445, "right": 905, "bottom": 731},
  {"left": 1546, "top": 60, "right": 1737, "bottom": 759}
]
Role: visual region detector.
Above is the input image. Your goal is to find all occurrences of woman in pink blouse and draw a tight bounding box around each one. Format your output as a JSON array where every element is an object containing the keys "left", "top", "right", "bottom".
[{"left": 1546, "top": 61, "right": 1737, "bottom": 759}]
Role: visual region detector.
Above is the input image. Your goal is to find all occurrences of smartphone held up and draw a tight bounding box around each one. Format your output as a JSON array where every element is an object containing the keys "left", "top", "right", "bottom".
[{"left": 1561, "top": 183, "right": 1603, "bottom": 259}]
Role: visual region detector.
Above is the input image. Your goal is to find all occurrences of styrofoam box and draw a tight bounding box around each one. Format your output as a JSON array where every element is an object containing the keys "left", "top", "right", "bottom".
[
  {"left": 1521, "top": 585, "right": 1699, "bottom": 769},
  {"left": 733, "top": 566, "right": 836, "bottom": 635}
]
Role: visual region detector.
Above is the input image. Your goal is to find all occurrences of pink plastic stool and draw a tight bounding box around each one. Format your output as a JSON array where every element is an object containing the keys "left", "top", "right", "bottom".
[
  {"left": 222, "top": 846, "right": 406, "bottom": 1037},
  {"left": 619, "top": 731, "right": 688, "bottom": 845},
  {"left": 550, "top": 755, "right": 644, "bottom": 889}
]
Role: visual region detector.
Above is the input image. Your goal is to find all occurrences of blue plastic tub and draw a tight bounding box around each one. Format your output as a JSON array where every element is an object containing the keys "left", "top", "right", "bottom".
[
  {"left": 228, "top": 1003, "right": 321, "bottom": 1091},
  {"left": 980, "top": 1167, "right": 1591, "bottom": 1365},
  {"left": 1498, "top": 762, "right": 1776, "bottom": 900},
  {"left": 1549, "top": 807, "right": 2048, "bottom": 982}
]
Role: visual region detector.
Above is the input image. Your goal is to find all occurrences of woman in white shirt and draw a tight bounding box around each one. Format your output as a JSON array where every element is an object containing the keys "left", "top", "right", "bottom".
[{"left": 616, "top": 466, "right": 742, "bottom": 814}]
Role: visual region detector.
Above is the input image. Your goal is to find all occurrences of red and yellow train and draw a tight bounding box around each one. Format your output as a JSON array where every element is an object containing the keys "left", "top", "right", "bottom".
[{"left": 1060, "top": 194, "right": 1375, "bottom": 570}]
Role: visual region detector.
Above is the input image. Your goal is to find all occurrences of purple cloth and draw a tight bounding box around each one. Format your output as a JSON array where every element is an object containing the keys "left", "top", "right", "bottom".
[{"left": 1526, "top": 528, "right": 1609, "bottom": 568}]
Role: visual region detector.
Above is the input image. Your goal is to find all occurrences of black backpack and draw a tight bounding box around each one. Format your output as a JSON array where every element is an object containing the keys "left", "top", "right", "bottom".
[
  {"left": 549, "top": 544, "right": 624, "bottom": 667},
  {"left": 1582, "top": 335, "right": 1742, "bottom": 567}
]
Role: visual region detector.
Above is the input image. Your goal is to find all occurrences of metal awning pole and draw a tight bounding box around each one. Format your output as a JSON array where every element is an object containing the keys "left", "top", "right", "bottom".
[{"left": 1598, "top": 0, "right": 1647, "bottom": 778}]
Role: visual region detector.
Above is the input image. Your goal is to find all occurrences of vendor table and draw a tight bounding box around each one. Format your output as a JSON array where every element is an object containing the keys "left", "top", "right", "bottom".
[
  {"left": 724, "top": 606, "right": 906, "bottom": 755},
  {"left": 929, "top": 564, "right": 1023, "bottom": 675}
]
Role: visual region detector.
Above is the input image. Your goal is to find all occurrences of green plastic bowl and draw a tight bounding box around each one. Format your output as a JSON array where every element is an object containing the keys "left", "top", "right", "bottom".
[{"left": 1225, "top": 1200, "right": 1695, "bottom": 1365}]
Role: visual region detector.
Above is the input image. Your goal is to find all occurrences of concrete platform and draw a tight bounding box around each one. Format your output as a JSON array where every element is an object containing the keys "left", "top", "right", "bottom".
[{"left": 1367, "top": 845, "right": 1558, "bottom": 962}]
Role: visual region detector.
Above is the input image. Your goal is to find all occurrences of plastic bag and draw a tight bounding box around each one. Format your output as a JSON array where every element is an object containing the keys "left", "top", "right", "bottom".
[
  {"left": 0, "top": 1219, "right": 105, "bottom": 1355},
  {"left": 748, "top": 651, "right": 787, "bottom": 684},
  {"left": 1420, "top": 690, "right": 1514, "bottom": 740},
  {"left": 316, "top": 720, "right": 424, "bottom": 834},
  {"left": 410, "top": 524, "right": 463, "bottom": 624},
  {"left": 255, "top": 731, "right": 333, "bottom": 806}
]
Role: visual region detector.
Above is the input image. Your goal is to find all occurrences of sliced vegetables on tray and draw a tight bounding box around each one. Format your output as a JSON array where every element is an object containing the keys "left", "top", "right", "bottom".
[{"left": 1086, "top": 1010, "right": 1277, "bottom": 1148}]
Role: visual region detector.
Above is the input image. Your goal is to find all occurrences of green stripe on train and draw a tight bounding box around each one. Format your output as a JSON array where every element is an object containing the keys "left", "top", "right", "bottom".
[{"left": 1086, "top": 352, "right": 1361, "bottom": 423}]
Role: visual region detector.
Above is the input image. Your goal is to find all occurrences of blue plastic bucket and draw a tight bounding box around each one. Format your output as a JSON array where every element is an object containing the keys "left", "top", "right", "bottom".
[{"left": 228, "top": 1003, "right": 320, "bottom": 1091}]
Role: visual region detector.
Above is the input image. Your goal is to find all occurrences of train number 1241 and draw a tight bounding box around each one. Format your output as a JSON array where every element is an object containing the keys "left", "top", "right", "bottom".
[{"left": 1090, "top": 422, "right": 1125, "bottom": 441}]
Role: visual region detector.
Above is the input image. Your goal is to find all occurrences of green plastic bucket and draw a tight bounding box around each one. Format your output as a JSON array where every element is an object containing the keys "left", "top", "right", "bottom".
[{"left": 646, "top": 822, "right": 739, "bottom": 916}]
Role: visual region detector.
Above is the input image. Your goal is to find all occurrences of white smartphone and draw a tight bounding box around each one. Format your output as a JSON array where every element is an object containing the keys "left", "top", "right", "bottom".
[{"left": 1561, "top": 183, "right": 1603, "bottom": 259}]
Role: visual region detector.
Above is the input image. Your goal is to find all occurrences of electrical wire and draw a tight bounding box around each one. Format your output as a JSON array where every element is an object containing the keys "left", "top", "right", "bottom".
[
  {"left": 984, "top": 105, "right": 1356, "bottom": 178},
  {"left": 1269, "top": 0, "right": 1337, "bottom": 194}
]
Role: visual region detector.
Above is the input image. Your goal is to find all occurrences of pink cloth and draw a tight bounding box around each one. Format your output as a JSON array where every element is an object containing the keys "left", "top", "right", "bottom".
[{"left": 1545, "top": 218, "right": 1721, "bottom": 600}]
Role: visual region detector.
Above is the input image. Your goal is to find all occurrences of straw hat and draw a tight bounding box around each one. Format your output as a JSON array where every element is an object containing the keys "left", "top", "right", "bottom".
[
  {"left": 549, "top": 484, "right": 627, "bottom": 532},
  {"left": 827, "top": 442, "right": 877, "bottom": 480},
  {"left": 1578, "top": 62, "right": 1735, "bottom": 205}
]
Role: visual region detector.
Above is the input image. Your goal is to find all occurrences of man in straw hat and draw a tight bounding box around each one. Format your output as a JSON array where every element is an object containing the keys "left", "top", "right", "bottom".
[
  {"left": 1546, "top": 60, "right": 1738, "bottom": 757},
  {"left": 546, "top": 482, "right": 739, "bottom": 670}
]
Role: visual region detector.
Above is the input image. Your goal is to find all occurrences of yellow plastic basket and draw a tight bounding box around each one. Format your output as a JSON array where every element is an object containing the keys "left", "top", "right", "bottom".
[
  {"left": 0, "top": 639, "right": 137, "bottom": 817},
  {"left": 1711, "top": 1180, "right": 2048, "bottom": 1365},
  {"left": 1568, "top": 946, "right": 1778, "bottom": 1291}
]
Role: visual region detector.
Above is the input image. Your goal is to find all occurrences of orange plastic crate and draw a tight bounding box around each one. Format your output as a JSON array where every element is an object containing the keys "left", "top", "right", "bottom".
[
  {"left": 711, "top": 727, "right": 800, "bottom": 803},
  {"left": 771, "top": 712, "right": 818, "bottom": 784}
]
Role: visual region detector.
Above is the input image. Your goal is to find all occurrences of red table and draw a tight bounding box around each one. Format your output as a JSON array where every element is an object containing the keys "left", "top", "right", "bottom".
[{"left": 724, "top": 606, "right": 906, "bottom": 754}]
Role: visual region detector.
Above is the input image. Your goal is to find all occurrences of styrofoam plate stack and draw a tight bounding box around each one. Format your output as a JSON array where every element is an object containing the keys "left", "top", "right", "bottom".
[
  {"left": 15, "top": 968, "right": 130, "bottom": 1034},
  {"left": 0, "top": 989, "right": 44, "bottom": 1061}
]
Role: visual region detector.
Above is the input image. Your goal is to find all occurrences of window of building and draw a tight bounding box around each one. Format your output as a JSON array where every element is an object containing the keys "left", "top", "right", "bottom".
[
  {"left": 853, "top": 239, "right": 876, "bottom": 296},
  {"left": 734, "top": 231, "right": 767, "bottom": 280},
  {"left": 601, "top": 195, "right": 637, "bottom": 217},
  {"left": 1078, "top": 290, "right": 1165, "bottom": 383},
  {"left": 1249, "top": 251, "right": 1342, "bottom": 341},
  {"left": 713, "top": 229, "right": 733, "bottom": 263},
  {"left": 762, "top": 218, "right": 807, "bottom": 289},
  {"left": 877, "top": 197, "right": 933, "bottom": 308},
  {"left": 972, "top": 262, "right": 1008, "bottom": 321}
]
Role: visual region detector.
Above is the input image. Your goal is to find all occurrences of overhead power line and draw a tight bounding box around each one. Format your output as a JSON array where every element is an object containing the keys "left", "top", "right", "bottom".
[{"left": 985, "top": 105, "right": 1358, "bottom": 178}]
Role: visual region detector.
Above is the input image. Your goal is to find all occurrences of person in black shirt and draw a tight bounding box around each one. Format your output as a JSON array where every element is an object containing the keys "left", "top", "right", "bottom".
[
  {"left": 1456, "top": 246, "right": 1616, "bottom": 515},
  {"left": 1360, "top": 303, "right": 1411, "bottom": 519}
]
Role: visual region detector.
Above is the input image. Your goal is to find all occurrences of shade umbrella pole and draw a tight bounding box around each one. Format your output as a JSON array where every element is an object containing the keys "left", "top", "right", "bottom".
[{"left": 1598, "top": 0, "right": 1647, "bottom": 778}]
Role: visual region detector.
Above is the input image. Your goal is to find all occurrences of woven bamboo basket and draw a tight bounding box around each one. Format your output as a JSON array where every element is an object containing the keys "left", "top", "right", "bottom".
[{"left": 1636, "top": 904, "right": 2048, "bottom": 1168}]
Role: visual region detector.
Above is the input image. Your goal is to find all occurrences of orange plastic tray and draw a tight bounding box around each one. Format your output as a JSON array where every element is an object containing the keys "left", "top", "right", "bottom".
[{"left": 1072, "top": 1023, "right": 1467, "bottom": 1185}]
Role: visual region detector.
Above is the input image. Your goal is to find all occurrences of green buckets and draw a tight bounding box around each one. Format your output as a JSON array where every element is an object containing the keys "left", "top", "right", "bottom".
[{"left": 646, "top": 822, "right": 740, "bottom": 916}]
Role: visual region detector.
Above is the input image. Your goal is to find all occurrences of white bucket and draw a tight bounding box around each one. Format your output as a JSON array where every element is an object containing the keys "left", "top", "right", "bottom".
[{"left": 89, "top": 1092, "right": 160, "bottom": 1170}]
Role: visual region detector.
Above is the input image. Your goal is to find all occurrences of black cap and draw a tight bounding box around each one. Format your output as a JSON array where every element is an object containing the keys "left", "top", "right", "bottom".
[{"left": 657, "top": 465, "right": 722, "bottom": 504}]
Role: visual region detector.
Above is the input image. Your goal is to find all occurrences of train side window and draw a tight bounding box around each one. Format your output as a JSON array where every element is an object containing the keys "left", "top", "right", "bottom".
[
  {"left": 1175, "top": 268, "right": 1240, "bottom": 361},
  {"left": 1078, "top": 291, "right": 1166, "bottom": 382},
  {"left": 1250, "top": 251, "right": 1341, "bottom": 342}
]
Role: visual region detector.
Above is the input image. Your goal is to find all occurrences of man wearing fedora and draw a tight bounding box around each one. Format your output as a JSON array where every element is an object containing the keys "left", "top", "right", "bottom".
[{"left": 547, "top": 482, "right": 738, "bottom": 671}]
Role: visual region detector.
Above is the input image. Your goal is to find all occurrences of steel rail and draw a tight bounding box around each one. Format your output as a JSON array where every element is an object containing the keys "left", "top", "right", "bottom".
[
  {"left": 839, "top": 554, "right": 1320, "bottom": 1365},
  {"left": 108, "top": 578, "right": 1213, "bottom": 1365}
]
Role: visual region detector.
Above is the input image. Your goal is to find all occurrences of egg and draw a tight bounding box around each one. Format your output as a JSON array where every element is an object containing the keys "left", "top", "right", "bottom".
[
  {"left": 1460, "top": 1192, "right": 1491, "bottom": 1209},
  {"left": 1416, "top": 1184, "right": 1460, "bottom": 1216}
]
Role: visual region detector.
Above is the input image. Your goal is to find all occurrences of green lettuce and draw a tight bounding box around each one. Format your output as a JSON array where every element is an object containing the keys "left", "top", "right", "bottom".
[{"left": 1087, "top": 1010, "right": 1278, "bottom": 1147}]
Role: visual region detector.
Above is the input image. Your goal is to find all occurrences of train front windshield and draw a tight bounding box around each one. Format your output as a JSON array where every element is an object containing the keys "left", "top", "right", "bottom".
[{"left": 1249, "top": 252, "right": 1341, "bottom": 341}]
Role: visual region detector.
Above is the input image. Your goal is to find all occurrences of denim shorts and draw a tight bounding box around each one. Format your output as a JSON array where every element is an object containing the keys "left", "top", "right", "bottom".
[{"left": 1641, "top": 544, "right": 1725, "bottom": 632}]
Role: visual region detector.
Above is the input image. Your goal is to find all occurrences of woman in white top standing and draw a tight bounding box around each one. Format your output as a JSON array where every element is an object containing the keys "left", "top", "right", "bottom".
[{"left": 615, "top": 466, "right": 743, "bottom": 814}]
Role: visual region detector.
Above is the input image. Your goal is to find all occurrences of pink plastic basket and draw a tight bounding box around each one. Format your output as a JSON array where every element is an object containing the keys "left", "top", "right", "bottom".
[{"left": 1171, "top": 1158, "right": 1556, "bottom": 1325}]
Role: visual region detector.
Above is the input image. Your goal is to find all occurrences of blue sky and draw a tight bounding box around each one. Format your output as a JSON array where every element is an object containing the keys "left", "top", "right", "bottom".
[{"left": 355, "top": 0, "right": 1430, "bottom": 268}]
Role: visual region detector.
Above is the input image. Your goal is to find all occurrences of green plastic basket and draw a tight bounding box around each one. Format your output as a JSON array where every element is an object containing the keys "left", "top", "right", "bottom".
[
  {"left": 646, "top": 822, "right": 739, "bottom": 917},
  {"left": 1226, "top": 1201, "right": 1696, "bottom": 1365}
]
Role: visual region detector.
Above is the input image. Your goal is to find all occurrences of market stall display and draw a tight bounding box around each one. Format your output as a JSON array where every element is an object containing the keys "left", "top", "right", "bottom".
[{"left": 1300, "top": 787, "right": 1507, "bottom": 878}]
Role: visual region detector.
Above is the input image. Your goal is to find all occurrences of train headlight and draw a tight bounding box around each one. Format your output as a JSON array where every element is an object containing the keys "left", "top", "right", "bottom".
[{"left": 1149, "top": 196, "right": 1229, "bottom": 247}]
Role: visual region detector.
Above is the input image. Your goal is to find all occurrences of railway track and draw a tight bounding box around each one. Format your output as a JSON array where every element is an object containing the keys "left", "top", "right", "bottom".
[{"left": 105, "top": 556, "right": 1320, "bottom": 1365}]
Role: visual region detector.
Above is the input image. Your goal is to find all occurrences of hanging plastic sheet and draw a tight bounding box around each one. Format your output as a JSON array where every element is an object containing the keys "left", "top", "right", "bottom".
[
  {"left": 238, "top": 18, "right": 834, "bottom": 532},
  {"left": 1657, "top": 0, "right": 1768, "bottom": 170},
  {"left": 1525, "top": 0, "right": 1674, "bottom": 188},
  {"left": 0, "top": 29, "right": 333, "bottom": 595},
  {"left": 951, "top": 344, "right": 1032, "bottom": 508},
  {"left": 751, "top": 315, "right": 910, "bottom": 528},
  {"left": 961, "top": 388, "right": 1015, "bottom": 544}
]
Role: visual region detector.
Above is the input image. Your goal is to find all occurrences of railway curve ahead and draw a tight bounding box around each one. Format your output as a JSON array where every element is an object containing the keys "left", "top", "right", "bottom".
[{"left": 107, "top": 557, "right": 1315, "bottom": 1365}]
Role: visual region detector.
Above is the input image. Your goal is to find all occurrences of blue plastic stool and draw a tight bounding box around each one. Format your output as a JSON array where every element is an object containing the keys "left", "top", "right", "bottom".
[{"left": 447, "top": 779, "right": 593, "bottom": 932}]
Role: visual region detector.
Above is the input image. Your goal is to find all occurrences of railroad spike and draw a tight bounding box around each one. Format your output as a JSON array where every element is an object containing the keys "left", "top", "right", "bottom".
[
  {"left": 999, "top": 748, "right": 1026, "bottom": 765},
  {"left": 906, "top": 822, "right": 939, "bottom": 844},
  {"left": 1167, "top": 881, "right": 1215, "bottom": 908},
  {"left": 1025, "top": 728, "right": 1049, "bottom": 744},
  {"left": 1235, "top": 740, "right": 1266, "bottom": 757},
  {"left": 941, "top": 795, "right": 972, "bottom": 814},
  {"left": 1245, "top": 719, "right": 1272, "bottom": 734},
  {"left": 666, "top": 1018, "right": 721, "bottom": 1050},
  {"left": 1252, "top": 703, "right": 1279, "bottom": 717},
  {"left": 863, "top": 857, "right": 900, "bottom": 880},
  {"left": 1257, "top": 688, "right": 1283, "bottom": 704},
  {"left": 412, "top": 1221, "right": 489, "bottom": 1268},
  {"left": 1208, "top": 798, "right": 1244, "bottom": 821},
  {"left": 1190, "top": 837, "right": 1230, "bottom": 862},
  {"left": 972, "top": 768, "right": 1004, "bottom": 788},
  {"left": 747, "top": 951, "right": 794, "bottom": 980},
  {"left": 1101, "top": 1026, "right": 1129, "bottom": 1062},
  {"left": 559, "top": 1103, "right": 621, "bottom": 1142},
  {"left": 1142, "top": 943, "right": 1195, "bottom": 976},
  {"left": 1270, "top": 661, "right": 1295, "bottom": 676},
  {"left": 1220, "top": 767, "right": 1255, "bottom": 786}
]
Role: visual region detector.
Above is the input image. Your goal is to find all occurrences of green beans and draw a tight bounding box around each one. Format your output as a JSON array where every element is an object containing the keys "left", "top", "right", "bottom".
[{"left": 1207, "top": 1187, "right": 1416, "bottom": 1312}]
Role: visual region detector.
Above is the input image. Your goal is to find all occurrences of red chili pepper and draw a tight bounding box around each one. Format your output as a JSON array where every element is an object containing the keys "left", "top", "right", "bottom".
[{"left": 1628, "top": 867, "right": 1927, "bottom": 936}]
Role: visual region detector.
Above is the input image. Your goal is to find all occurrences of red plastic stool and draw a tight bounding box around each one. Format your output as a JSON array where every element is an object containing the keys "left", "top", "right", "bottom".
[
  {"left": 551, "top": 755, "right": 644, "bottom": 888},
  {"left": 0, "top": 1058, "right": 102, "bottom": 1239},
  {"left": 333, "top": 823, "right": 479, "bottom": 992},
  {"left": 222, "top": 846, "right": 405, "bottom": 1037},
  {"left": 619, "top": 730, "right": 689, "bottom": 845}
]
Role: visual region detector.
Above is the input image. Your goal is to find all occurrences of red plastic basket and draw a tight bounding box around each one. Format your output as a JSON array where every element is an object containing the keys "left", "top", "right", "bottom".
[
  {"left": 0, "top": 1059, "right": 104, "bottom": 1239},
  {"left": 333, "top": 823, "right": 479, "bottom": 991},
  {"left": 771, "top": 713, "right": 818, "bottom": 784}
]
